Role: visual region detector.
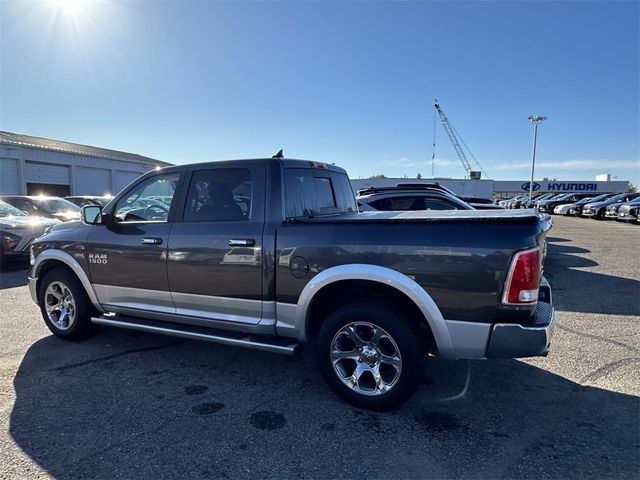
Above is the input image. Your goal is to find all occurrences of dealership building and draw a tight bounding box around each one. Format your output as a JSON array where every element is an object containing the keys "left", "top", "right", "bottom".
[
  {"left": 351, "top": 177, "right": 630, "bottom": 199},
  {"left": 0, "top": 131, "right": 171, "bottom": 197}
]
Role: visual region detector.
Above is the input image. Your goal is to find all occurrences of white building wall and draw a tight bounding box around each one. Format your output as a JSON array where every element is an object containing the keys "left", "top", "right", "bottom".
[
  {"left": 0, "top": 158, "right": 19, "bottom": 194},
  {"left": 0, "top": 144, "right": 160, "bottom": 196},
  {"left": 75, "top": 167, "right": 111, "bottom": 195}
]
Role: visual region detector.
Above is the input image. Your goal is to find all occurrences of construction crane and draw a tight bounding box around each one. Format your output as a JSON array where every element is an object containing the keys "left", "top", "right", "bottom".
[{"left": 433, "top": 99, "right": 488, "bottom": 179}]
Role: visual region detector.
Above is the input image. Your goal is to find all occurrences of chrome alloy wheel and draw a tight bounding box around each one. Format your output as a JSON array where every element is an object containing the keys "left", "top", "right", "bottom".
[
  {"left": 330, "top": 322, "right": 402, "bottom": 396},
  {"left": 44, "top": 281, "right": 76, "bottom": 331}
]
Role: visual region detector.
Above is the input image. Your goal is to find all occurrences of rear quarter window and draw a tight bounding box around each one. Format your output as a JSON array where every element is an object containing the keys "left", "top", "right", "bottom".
[{"left": 284, "top": 169, "right": 357, "bottom": 218}]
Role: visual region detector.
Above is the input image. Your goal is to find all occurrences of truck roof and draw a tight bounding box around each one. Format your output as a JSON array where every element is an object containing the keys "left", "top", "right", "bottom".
[{"left": 156, "top": 158, "right": 348, "bottom": 175}]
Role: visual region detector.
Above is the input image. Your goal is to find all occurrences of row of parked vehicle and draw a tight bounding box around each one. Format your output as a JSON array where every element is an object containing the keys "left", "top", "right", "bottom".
[
  {"left": 499, "top": 191, "right": 640, "bottom": 223},
  {"left": 0, "top": 195, "right": 112, "bottom": 268}
]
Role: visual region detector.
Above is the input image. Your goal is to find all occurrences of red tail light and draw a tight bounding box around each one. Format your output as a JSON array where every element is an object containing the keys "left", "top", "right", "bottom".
[{"left": 502, "top": 247, "right": 541, "bottom": 305}]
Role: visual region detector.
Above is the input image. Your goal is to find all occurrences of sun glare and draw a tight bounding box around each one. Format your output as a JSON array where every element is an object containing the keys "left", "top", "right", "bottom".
[{"left": 48, "top": 0, "right": 86, "bottom": 17}]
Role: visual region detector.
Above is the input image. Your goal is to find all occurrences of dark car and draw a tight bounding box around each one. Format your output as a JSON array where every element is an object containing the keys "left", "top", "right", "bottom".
[
  {"left": 27, "top": 157, "right": 554, "bottom": 411},
  {"left": 522, "top": 193, "right": 555, "bottom": 209},
  {"left": 536, "top": 193, "right": 595, "bottom": 214},
  {"left": 567, "top": 193, "right": 616, "bottom": 216},
  {"left": 65, "top": 196, "right": 113, "bottom": 208},
  {"left": 531, "top": 193, "right": 565, "bottom": 208},
  {"left": 615, "top": 197, "right": 640, "bottom": 223},
  {"left": 605, "top": 194, "right": 640, "bottom": 219},
  {"left": 0, "top": 200, "right": 59, "bottom": 269},
  {"left": 0, "top": 195, "right": 81, "bottom": 221},
  {"left": 582, "top": 193, "right": 640, "bottom": 220},
  {"left": 456, "top": 196, "right": 504, "bottom": 210},
  {"left": 356, "top": 184, "right": 474, "bottom": 211},
  {"left": 510, "top": 195, "right": 531, "bottom": 209}
]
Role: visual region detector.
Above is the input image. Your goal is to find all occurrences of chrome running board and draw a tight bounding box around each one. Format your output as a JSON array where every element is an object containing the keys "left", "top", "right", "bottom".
[{"left": 91, "top": 315, "right": 302, "bottom": 356}]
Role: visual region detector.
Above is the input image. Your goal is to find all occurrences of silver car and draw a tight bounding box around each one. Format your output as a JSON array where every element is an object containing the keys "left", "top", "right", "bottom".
[{"left": 0, "top": 201, "right": 60, "bottom": 269}]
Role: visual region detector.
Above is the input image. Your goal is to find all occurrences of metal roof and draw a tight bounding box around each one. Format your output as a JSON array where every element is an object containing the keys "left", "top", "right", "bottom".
[{"left": 0, "top": 131, "right": 172, "bottom": 166}]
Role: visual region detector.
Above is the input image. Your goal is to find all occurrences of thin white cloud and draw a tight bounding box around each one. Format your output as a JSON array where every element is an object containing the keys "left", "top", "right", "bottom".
[
  {"left": 492, "top": 159, "right": 640, "bottom": 170},
  {"left": 425, "top": 158, "right": 458, "bottom": 167},
  {"left": 378, "top": 157, "right": 415, "bottom": 167}
]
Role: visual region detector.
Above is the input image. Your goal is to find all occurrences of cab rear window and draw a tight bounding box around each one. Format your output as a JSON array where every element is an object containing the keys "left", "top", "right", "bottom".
[{"left": 284, "top": 169, "right": 357, "bottom": 219}]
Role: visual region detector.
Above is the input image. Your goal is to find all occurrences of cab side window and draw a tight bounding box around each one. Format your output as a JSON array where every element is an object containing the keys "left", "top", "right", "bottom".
[
  {"left": 183, "top": 168, "right": 252, "bottom": 222},
  {"left": 113, "top": 173, "right": 180, "bottom": 223}
]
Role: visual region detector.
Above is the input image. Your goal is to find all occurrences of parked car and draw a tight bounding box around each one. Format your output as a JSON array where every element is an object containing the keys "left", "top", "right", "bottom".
[
  {"left": 582, "top": 193, "right": 640, "bottom": 220},
  {"left": 531, "top": 194, "right": 564, "bottom": 209},
  {"left": 567, "top": 193, "right": 616, "bottom": 216},
  {"left": 356, "top": 184, "right": 473, "bottom": 212},
  {"left": 522, "top": 193, "right": 554, "bottom": 209},
  {"left": 28, "top": 157, "right": 554, "bottom": 410},
  {"left": 65, "top": 196, "right": 113, "bottom": 208},
  {"left": 0, "top": 195, "right": 81, "bottom": 221},
  {"left": 0, "top": 200, "right": 59, "bottom": 269},
  {"left": 456, "top": 196, "right": 504, "bottom": 210},
  {"left": 604, "top": 194, "right": 640, "bottom": 219},
  {"left": 553, "top": 196, "right": 598, "bottom": 215},
  {"left": 509, "top": 195, "right": 530, "bottom": 209},
  {"left": 615, "top": 197, "right": 640, "bottom": 223},
  {"left": 536, "top": 193, "right": 595, "bottom": 214}
]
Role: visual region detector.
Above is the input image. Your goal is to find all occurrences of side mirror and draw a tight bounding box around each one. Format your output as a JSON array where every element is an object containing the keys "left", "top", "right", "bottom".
[{"left": 82, "top": 205, "right": 103, "bottom": 225}]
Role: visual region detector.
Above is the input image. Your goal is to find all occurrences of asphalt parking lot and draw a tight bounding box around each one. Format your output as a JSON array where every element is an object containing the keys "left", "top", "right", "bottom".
[{"left": 1, "top": 216, "right": 638, "bottom": 479}]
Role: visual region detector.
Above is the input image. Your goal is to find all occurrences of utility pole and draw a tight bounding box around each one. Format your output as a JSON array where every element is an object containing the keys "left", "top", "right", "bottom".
[{"left": 528, "top": 115, "right": 547, "bottom": 201}]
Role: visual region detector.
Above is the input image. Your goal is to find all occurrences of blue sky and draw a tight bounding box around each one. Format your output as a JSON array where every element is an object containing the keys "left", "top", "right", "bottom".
[{"left": 1, "top": 0, "right": 639, "bottom": 184}]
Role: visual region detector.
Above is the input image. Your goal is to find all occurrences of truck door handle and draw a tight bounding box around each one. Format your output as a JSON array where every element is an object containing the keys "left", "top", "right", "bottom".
[
  {"left": 141, "top": 237, "right": 163, "bottom": 245},
  {"left": 228, "top": 239, "right": 255, "bottom": 247}
]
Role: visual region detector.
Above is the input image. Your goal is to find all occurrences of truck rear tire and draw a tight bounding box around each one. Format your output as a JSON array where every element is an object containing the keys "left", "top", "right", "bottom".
[
  {"left": 317, "top": 302, "right": 424, "bottom": 411},
  {"left": 39, "top": 268, "right": 96, "bottom": 340}
]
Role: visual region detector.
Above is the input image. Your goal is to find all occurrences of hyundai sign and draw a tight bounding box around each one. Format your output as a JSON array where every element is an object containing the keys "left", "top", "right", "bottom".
[
  {"left": 521, "top": 181, "right": 598, "bottom": 191},
  {"left": 521, "top": 182, "right": 541, "bottom": 191},
  {"left": 493, "top": 180, "right": 629, "bottom": 194}
]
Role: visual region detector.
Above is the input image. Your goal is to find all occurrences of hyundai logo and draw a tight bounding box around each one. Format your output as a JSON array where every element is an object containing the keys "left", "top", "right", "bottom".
[{"left": 521, "top": 182, "right": 541, "bottom": 191}]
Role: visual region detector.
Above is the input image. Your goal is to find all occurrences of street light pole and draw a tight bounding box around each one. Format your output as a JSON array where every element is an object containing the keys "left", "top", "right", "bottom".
[{"left": 528, "top": 115, "right": 547, "bottom": 203}]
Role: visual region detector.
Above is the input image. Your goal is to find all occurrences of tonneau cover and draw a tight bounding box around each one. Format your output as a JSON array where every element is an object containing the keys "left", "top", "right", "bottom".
[{"left": 293, "top": 209, "right": 547, "bottom": 224}]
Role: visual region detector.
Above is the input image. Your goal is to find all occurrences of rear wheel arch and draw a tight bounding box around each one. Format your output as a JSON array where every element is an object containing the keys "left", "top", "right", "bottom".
[
  {"left": 297, "top": 265, "right": 455, "bottom": 357},
  {"left": 305, "top": 280, "right": 438, "bottom": 356}
]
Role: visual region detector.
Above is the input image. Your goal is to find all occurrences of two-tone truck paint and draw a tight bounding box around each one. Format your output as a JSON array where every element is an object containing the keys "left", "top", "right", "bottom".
[{"left": 28, "top": 158, "right": 554, "bottom": 410}]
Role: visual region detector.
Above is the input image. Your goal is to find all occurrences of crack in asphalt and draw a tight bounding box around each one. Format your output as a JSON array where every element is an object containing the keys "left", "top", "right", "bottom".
[
  {"left": 555, "top": 323, "right": 638, "bottom": 353},
  {"left": 49, "top": 340, "right": 184, "bottom": 371}
]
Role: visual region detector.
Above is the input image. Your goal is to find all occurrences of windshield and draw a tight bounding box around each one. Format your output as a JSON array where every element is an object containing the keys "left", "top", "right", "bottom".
[
  {"left": 603, "top": 194, "right": 625, "bottom": 203},
  {"left": 0, "top": 201, "right": 27, "bottom": 217},
  {"left": 578, "top": 194, "right": 608, "bottom": 204},
  {"left": 34, "top": 198, "right": 81, "bottom": 213}
]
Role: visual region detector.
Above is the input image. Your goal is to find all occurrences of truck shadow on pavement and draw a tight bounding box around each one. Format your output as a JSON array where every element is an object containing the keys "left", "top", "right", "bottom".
[
  {"left": 10, "top": 329, "right": 640, "bottom": 479},
  {"left": 545, "top": 240, "right": 640, "bottom": 316},
  {"left": 0, "top": 266, "right": 28, "bottom": 290}
]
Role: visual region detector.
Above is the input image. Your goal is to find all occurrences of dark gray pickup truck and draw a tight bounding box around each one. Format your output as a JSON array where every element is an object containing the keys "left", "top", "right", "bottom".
[{"left": 28, "top": 158, "right": 554, "bottom": 410}]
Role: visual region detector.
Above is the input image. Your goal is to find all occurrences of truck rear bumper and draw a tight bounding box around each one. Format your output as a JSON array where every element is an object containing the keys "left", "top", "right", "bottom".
[
  {"left": 444, "top": 277, "right": 555, "bottom": 359},
  {"left": 486, "top": 290, "right": 554, "bottom": 358}
]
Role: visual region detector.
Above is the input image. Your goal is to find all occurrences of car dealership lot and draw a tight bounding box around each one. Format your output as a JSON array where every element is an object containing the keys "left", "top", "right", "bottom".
[{"left": 0, "top": 216, "right": 638, "bottom": 479}]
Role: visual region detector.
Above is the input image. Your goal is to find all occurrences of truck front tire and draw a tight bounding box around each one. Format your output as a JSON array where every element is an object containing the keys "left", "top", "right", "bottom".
[
  {"left": 317, "top": 302, "right": 424, "bottom": 411},
  {"left": 39, "top": 268, "right": 96, "bottom": 340}
]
